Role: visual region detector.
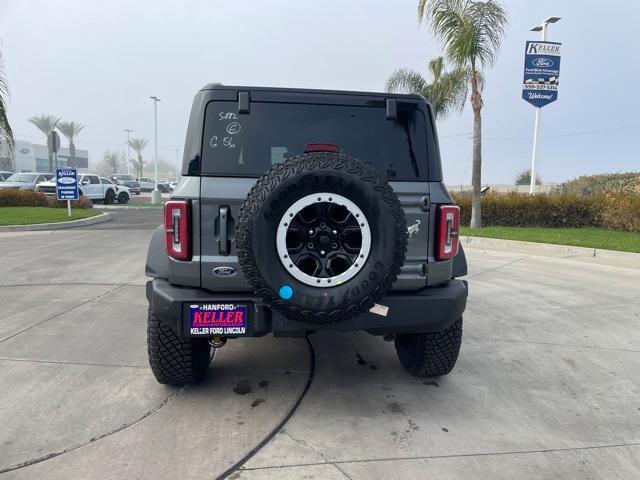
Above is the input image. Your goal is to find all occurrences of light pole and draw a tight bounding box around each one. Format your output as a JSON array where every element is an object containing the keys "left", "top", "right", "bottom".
[
  {"left": 149, "top": 96, "right": 161, "bottom": 204},
  {"left": 528, "top": 16, "right": 561, "bottom": 194},
  {"left": 123, "top": 129, "right": 134, "bottom": 175}
]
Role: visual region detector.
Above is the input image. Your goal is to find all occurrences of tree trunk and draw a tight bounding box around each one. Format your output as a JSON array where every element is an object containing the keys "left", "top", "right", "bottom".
[
  {"left": 48, "top": 149, "right": 53, "bottom": 172},
  {"left": 469, "top": 68, "right": 483, "bottom": 229},
  {"left": 69, "top": 141, "right": 76, "bottom": 167},
  {"left": 138, "top": 154, "right": 143, "bottom": 178}
]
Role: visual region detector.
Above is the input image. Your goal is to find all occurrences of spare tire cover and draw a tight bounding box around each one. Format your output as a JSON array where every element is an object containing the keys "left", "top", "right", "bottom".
[{"left": 236, "top": 152, "right": 407, "bottom": 323}]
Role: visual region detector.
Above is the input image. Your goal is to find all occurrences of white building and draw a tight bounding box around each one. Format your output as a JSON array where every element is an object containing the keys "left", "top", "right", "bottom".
[{"left": 0, "top": 140, "right": 89, "bottom": 173}]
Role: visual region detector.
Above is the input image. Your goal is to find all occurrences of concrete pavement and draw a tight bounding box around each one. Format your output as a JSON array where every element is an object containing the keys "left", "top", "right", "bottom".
[{"left": 0, "top": 209, "right": 639, "bottom": 479}]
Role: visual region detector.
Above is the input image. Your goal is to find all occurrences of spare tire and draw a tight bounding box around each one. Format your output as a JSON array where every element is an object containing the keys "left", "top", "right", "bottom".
[{"left": 236, "top": 152, "right": 407, "bottom": 323}]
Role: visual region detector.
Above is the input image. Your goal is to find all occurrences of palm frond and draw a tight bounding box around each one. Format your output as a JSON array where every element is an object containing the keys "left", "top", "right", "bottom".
[
  {"left": 468, "top": 0, "right": 508, "bottom": 67},
  {"left": 420, "top": 0, "right": 507, "bottom": 69},
  {"left": 103, "top": 150, "right": 121, "bottom": 173},
  {"left": 437, "top": 66, "right": 470, "bottom": 115},
  {"left": 386, "top": 57, "right": 468, "bottom": 120},
  {"left": 0, "top": 95, "right": 12, "bottom": 154},
  {"left": 128, "top": 138, "right": 148, "bottom": 153},
  {"left": 28, "top": 114, "right": 61, "bottom": 135},
  {"left": 427, "top": 57, "right": 445, "bottom": 81},
  {"left": 385, "top": 68, "right": 428, "bottom": 94},
  {"left": 57, "top": 121, "right": 84, "bottom": 142},
  {"left": 0, "top": 50, "right": 14, "bottom": 153}
]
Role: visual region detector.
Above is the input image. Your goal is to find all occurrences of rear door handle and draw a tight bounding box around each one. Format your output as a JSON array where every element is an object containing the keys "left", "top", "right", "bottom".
[{"left": 219, "top": 206, "right": 230, "bottom": 255}]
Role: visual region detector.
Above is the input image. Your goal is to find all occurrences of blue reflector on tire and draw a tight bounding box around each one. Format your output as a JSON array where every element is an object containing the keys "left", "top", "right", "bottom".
[{"left": 279, "top": 285, "right": 293, "bottom": 300}]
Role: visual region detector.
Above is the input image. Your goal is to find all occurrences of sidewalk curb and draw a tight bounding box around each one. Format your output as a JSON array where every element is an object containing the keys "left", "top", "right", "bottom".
[
  {"left": 461, "top": 235, "right": 640, "bottom": 268},
  {"left": 0, "top": 212, "right": 112, "bottom": 232},
  {"left": 94, "top": 205, "right": 163, "bottom": 210}
]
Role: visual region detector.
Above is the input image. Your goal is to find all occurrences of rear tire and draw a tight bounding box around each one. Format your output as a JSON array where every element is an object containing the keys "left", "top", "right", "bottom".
[
  {"left": 394, "top": 318, "right": 463, "bottom": 377},
  {"left": 147, "top": 308, "right": 212, "bottom": 385}
]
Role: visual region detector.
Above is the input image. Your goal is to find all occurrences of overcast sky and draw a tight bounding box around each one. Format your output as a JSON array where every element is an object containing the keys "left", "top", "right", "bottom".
[{"left": 1, "top": 0, "right": 639, "bottom": 184}]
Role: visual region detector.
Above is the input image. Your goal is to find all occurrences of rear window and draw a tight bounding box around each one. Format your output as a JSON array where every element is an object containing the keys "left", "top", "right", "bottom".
[{"left": 201, "top": 101, "right": 428, "bottom": 180}]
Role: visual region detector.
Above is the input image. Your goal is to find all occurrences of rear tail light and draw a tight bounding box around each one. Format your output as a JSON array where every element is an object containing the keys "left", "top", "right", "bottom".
[
  {"left": 435, "top": 205, "right": 460, "bottom": 261},
  {"left": 304, "top": 143, "right": 339, "bottom": 153},
  {"left": 164, "top": 200, "right": 191, "bottom": 261}
]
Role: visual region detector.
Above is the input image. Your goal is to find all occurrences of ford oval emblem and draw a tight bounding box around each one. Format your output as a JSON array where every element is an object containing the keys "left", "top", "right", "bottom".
[
  {"left": 19, "top": 147, "right": 31, "bottom": 155},
  {"left": 212, "top": 266, "right": 237, "bottom": 277},
  {"left": 58, "top": 177, "right": 76, "bottom": 185},
  {"left": 532, "top": 57, "right": 553, "bottom": 68}
]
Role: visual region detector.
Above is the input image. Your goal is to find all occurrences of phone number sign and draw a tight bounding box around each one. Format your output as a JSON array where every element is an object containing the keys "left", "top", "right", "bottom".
[
  {"left": 522, "top": 41, "right": 561, "bottom": 108},
  {"left": 55, "top": 168, "right": 79, "bottom": 200}
]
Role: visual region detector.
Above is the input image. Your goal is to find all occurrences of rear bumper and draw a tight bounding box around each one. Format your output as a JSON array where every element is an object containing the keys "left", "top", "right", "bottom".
[{"left": 146, "top": 279, "right": 468, "bottom": 337}]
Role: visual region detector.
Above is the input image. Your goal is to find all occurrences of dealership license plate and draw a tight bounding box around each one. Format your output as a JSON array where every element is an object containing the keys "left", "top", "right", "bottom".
[{"left": 188, "top": 303, "right": 248, "bottom": 336}]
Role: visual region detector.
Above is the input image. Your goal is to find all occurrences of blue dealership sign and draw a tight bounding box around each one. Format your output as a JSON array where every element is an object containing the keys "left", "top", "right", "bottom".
[
  {"left": 55, "top": 168, "right": 79, "bottom": 200},
  {"left": 522, "top": 41, "right": 561, "bottom": 108}
]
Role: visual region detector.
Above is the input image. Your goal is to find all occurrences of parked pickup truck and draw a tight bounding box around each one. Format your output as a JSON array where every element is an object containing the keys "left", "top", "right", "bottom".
[
  {"left": 137, "top": 177, "right": 155, "bottom": 192},
  {"left": 111, "top": 174, "right": 141, "bottom": 195}
]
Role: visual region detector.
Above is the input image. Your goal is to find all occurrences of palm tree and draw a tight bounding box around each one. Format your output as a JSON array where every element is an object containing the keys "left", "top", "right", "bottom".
[
  {"left": 57, "top": 121, "right": 84, "bottom": 166},
  {"left": 128, "top": 138, "right": 148, "bottom": 178},
  {"left": 103, "top": 150, "right": 121, "bottom": 174},
  {"left": 28, "top": 114, "right": 61, "bottom": 172},
  {"left": 0, "top": 50, "right": 14, "bottom": 159},
  {"left": 386, "top": 57, "right": 468, "bottom": 120},
  {"left": 418, "top": 0, "right": 507, "bottom": 227}
]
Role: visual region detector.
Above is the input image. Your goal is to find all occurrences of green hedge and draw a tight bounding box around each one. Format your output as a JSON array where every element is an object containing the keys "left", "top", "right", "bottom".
[
  {"left": 599, "top": 194, "right": 640, "bottom": 232},
  {"left": 0, "top": 189, "right": 50, "bottom": 207},
  {"left": 453, "top": 193, "right": 640, "bottom": 233},
  {"left": 0, "top": 189, "right": 93, "bottom": 209},
  {"left": 562, "top": 172, "right": 640, "bottom": 196}
]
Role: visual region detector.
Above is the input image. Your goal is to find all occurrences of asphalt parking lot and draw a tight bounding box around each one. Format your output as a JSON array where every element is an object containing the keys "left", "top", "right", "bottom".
[{"left": 1, "top": 209, "right": 639, "bottom": 479}]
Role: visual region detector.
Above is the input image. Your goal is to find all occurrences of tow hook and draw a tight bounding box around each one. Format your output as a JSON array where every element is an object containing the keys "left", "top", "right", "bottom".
[{"left": 208, "top": 336, "right": 227, "bottom": 349}]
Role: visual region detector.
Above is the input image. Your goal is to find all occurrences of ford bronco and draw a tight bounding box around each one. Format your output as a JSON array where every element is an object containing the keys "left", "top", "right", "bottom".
[{"left": 145, "top": 84, "right": 468, "bottom": 385}]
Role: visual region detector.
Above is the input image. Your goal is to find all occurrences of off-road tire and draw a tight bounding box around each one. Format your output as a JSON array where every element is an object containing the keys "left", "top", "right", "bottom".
[
  {"left": 147, "top": 308, "right": 211, "bottom": 385},
  {"left": 117, "top": 192, "right": 129, "bottom": 204},
  {"left": 395, "top": 318, "right": 463, "bottom": 377},
  {"left": 236, "top": 152, "right": 407, "bottom": 324}
]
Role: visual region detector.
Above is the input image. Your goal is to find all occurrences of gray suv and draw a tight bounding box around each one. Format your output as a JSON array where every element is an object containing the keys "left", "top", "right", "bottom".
[{"left": 145, "top": 85, "right": 468, "bottom": 385}]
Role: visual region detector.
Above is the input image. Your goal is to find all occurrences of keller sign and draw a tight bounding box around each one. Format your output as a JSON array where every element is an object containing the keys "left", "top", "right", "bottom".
[
  {"left": 522, "top": 41, "right": 561, "bottom": 108},
  {"left": 55, "top": 168, "right": 79, "bottom": 201}
]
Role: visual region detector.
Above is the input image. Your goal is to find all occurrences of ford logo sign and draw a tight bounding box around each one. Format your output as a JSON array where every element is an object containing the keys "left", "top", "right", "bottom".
[
  {"left": 212, "top": 266, "right": 237, "bottom": 277},
  {"left": 19, "top": 147, "right": 30, "bottom": 155},
  {"left": 58, "top": 177, "right": 76, "bottom": 185},
  {"left": 532, "top": 57, "right": 553, "bottom": 68}
]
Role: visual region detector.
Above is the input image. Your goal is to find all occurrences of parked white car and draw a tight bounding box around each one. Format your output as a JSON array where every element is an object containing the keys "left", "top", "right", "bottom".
[
  {"left": 37, "top": 174, "right": 120, "bottom": 204},
  {"left": 0, "top": 172, "right": 54, "bottom": 190}
]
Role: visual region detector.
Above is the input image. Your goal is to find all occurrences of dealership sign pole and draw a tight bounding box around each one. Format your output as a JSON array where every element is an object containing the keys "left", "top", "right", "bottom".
[{"left": 523, "top": 18, "right": 561, "bottom": 194}]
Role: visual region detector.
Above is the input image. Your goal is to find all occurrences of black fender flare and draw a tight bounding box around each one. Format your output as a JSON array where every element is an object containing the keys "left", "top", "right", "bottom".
[
  {"left": 452, "top": 244, "right": 467, "bottom": 278},
  {"left": 145, "top": 225, "right": 169, "bottom": 279}
]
